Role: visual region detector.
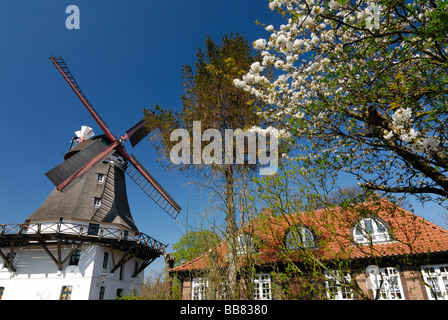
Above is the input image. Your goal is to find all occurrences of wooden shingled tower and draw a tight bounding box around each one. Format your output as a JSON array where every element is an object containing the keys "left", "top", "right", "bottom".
[{"left": 0, "top": 57, "right": 181, "bottom": 300}]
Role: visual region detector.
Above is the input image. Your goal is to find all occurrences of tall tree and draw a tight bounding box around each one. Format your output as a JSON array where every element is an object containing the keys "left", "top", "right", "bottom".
[
  {"left": 144, "top": 33, "right": 275, "bottom": 298},
  {"left": 236, "top": 0, "right": 448, "bottom": 207}
]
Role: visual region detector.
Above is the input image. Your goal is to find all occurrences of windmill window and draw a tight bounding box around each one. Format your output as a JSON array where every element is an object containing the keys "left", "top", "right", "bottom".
[
  {"left": 60, "top": 286, "right": 73, "bottom": 300},
  {"left": 99, "top": 286, "right": 105, "bottom": 300},
  {"left": 93, "top": 197, "right": 102, "bottom": 207},
  {"left": 119, "top": 264, "right": 125, "bottom": 281},
  {"left": 353, "top": 218, "right": 391, "bottom": 244},
  {"left": 285, "top": 226, "right": 315, "bottom": 250},
  {"left": 97, "top": 174, "right": 104, "bottom": 183},
  {"left": 103, "top": 252, "right": 109, "bottom": 269},
  {"left": 88, "top": 223, "right": 100, "bottom": 235},
  {"left": 69, "top": 250, "right": 81, "bottom": 266}
]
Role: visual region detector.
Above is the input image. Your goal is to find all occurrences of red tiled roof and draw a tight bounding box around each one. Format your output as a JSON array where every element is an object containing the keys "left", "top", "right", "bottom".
[{"left": 170, "top": 199, "right": 448, "bottom": 273}]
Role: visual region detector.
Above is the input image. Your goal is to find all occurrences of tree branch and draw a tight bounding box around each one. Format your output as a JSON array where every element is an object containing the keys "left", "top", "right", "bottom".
[{"left": 361, "top": 182, "right": 448, "bottom": 198}]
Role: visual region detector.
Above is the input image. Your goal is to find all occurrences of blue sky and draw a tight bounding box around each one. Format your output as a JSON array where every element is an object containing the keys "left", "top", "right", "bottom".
[{"left": 0, "top": 0, "right": 446, "bottom": 273}]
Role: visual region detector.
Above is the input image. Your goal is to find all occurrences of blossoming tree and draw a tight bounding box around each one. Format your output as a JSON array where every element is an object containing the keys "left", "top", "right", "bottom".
[{"left": 235, "top": 0, "right": 448, "bottom": 204}]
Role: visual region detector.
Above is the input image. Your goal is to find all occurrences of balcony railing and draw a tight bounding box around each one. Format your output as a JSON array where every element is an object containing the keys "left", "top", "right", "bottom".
[{"left": 0, "top": 221, "right": 166, "bottom": 253}]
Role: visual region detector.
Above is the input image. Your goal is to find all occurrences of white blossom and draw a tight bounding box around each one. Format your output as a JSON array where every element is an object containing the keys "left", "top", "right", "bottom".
[
  {"left": 293, "top": 112, "right": 305, "bottom": 119},
  {"left": 233, "top": 78, "right": 246, "bottom": 89},
  {"left": 411, "top": 135, "right": 440, "bottom": 153},
  {"left": 250, "top": 61, "right": 264, "bottom": 74},
  {"left": 253, "top": 38, "right": 267, "bottom": 50},
  {"left": 383, "top": 130, "right": 394, "bottom": 140},
  {"left": 392, "top": 107, "right": 413, "bottom": 126},
  {"left": 399, "top": 128, "right": 419, "bottom": 143}
]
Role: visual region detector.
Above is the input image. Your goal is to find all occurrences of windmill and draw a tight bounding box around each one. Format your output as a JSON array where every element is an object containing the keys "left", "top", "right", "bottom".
[
  {"left": 0, "top": 57, "right": 181, "bottom": 300},
  {"left": 46, "top": 56, "right": 181, "bottom": 219}
]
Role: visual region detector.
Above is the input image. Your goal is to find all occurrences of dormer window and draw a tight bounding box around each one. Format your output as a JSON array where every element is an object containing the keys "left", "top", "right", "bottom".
[
  {"left": 285, "top": 226, "right": 315, "bottom": 250},
  {"left": 236, "top": 234, "right": 256, "bottom": 255},
  {"left": 353, "top": 218, "right": 391, "bottom": 244}
]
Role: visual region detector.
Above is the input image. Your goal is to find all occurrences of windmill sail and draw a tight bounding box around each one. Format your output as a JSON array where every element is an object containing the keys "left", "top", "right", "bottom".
[
  {"left": 50, "top": 56, "right": 114, "bottom": 141},
  {"left": 45, "top": 140, "right": 112, "bottom": 187},
  {"left": 124, "top": 155, "right": 181, "bottom": 219},
  {"left": 125, "top": 119, "right": 151, "bottom": 147}
]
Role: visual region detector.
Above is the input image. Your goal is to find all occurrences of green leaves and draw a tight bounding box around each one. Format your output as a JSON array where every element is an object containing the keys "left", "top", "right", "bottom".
[{"left": 171, "top": 230, "right": 220, "bottom": 266}]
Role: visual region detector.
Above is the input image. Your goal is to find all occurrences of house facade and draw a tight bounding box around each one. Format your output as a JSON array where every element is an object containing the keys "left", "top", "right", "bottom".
[{"left": 170, "top": 200, "right": 448, "bottom": 300}]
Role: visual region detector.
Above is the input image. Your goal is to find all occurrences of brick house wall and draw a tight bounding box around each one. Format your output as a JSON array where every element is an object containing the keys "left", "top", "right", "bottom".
[
  {"left": 400, "top": 269, "right": 429, "bottom": 300},
  {"left": 176, "top": 265, "right": 439, "bottom": 300}
]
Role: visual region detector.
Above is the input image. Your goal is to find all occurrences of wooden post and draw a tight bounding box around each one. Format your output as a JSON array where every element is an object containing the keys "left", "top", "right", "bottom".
[{"left": 0, "top": 248, "right": 16, "bottom": 273}]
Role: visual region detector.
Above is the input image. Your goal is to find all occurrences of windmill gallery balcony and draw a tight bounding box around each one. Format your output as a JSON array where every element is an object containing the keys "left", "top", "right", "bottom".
[{"left": 0, "top": 220, "right": 166, "bottom": 276}]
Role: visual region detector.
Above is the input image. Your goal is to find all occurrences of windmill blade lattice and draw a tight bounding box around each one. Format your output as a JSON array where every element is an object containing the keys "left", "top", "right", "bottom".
[
  {"left": 50, "top": 57, "right": 110, "bottom": 133},
  {"left": 124, "top": 155, "right": 181, "bottom": 219},
  {"left": 125, "top": 119, "right": 152, "bottom": 148}
]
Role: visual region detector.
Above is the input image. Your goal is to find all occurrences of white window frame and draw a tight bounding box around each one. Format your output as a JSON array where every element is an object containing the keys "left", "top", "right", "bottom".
[
  {"left": 192, "top": 278, "right": 208, "bottom": 300},
  {"left": 285, "top": 226, "right": 315, "bottom": 250},
  {"left": 421, "top": 264, "right": 448, "bottom": 300},
  {"left": 236, "top": 234, "right": 255, "bottom": 255},
  {"left": 354, "top": 218, "right": 391, "bottom": 244},
  {"left": 325, "top": 271, "right": 354, "bottom": 300},
  {"left": 93, "top": 197, "right": 102, "bottom": 207},
  {"left": 97, "top": 173, "right": 104, "bottom": 183},
  {"left": 369, "top": 267, "right": 405, "bottom": 300},
  {"left": 253, "top": 273, "right": 272, "bottom": 300}
]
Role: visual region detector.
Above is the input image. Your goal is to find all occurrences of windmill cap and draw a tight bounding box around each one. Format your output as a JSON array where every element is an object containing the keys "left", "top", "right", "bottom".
[{"left": 64, "top": 134, "right": 108, "bottom": 160}]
